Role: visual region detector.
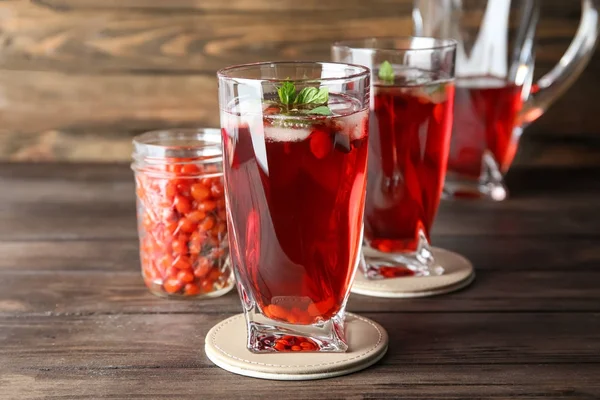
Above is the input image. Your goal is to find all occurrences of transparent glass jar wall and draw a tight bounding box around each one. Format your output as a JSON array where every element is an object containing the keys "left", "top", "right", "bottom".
[{"left": 131, "top": 129, "right": 234, "bottom": 299}]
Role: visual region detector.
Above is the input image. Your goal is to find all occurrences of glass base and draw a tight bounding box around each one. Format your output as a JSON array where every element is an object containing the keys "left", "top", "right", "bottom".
[
  {"left": 205, "top": 312, "right": 389, "bottom": 380},
  {"left": 352, "top": 247, "right": 475, "bottom": 298},
  {"left": 444, "top": 150, "right": 508, "bottom": 201},
  {"left": 245, "top": 307, "right": 348, "bottom": 353},
  {"left": 443, "top": 177, "right": 508, "bottom": 201},
  {"left": 362, "top": 230, "right": 444, "bottom": 279}
]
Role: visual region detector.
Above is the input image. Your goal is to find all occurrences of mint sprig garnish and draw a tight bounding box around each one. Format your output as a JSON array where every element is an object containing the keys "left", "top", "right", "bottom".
[
  {"left": 378, "top": 60, "right": 395, "bottom": 83},
  {"left": 277, "top": 81, "right": 297, "bottom": 105},
  {"left": 275, "top": 81, "right": 332, "bottom": 116}
]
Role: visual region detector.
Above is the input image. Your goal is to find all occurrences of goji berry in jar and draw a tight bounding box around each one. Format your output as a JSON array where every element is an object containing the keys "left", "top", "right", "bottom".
[
  {"left": 199, "top": 216, "right": 216, "bottom": 232},
  {"left": 191, "top": 183, "right": 211, "bottom": 202},
  {"left": 198, "top": 200, "right": 217, "bottom": 213},
  {"left": 194, "top": 257, "right": 212, "bottom": 278},
  {"left": 174, "top": 195, "right": 192, "bottom": 214},
  {"left": 177, "top": 217, "right": 196, "bottom": 234},
  {"left": 171, "top": 238, "right": 188, "bottom": 255},
  {"left": 163, "top": 278, "right": 183, "bottom": 294},
  {"left": 184, "top": 283, "right": 201, "bottom": 296},
  {"left": 177, "top": 270, "right": 195, "bottom": 284},
  {"left": 187, "top": 210, "right": 206, "bottom": 224},
  {"left": 132, "top": 129, "right": 234, "bottom": 299},
  {"left": 181, "top": 164, "right": 200, "bottom": 175}
]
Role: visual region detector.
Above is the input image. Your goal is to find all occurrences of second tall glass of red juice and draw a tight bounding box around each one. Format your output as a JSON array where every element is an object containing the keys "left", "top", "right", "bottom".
[{"left": 333, "top": 37, "right": 457, "bottom": 278}]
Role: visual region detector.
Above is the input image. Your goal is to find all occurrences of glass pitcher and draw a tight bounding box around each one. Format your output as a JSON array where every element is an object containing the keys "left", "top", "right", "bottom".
[{"left": 413, "top": 0, "right": 599, "bottom": 200}]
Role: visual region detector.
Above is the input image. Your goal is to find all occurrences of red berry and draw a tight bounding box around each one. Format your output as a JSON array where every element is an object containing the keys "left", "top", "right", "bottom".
[{"left": 309, "top": 130, "right": 332, "bottom": 159}]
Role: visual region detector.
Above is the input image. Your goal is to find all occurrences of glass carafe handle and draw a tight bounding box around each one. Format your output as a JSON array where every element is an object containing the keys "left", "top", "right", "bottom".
[{"left": 520, "top": 0, "right": 600, "bottom": 126}]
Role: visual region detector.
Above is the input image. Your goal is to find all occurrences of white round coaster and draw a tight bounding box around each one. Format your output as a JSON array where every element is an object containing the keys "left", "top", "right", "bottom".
[
  {"left": 204, "top": 312, "right": 388, "bottom": 381},
  {"left": 351, "top": 247, "right": 475, "bottom": 298}
]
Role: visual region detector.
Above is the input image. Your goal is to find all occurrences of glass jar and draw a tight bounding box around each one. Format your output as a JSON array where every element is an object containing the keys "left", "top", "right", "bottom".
[{"left": 131, "top": 128, "right": 234, "bottom": 299}]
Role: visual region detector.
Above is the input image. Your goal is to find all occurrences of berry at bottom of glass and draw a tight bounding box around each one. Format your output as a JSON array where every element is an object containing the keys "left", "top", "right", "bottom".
[
  {"left": 221, "top": 90, "right": 369, "bottom": 352},
  {"left": 364, "top": 72, "right": 454, "bottom": 278}
]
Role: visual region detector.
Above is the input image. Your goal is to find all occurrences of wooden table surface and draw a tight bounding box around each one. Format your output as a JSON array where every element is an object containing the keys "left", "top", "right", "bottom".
[{"left": 1, "top": 162, "right": 599, "bottom": 399}]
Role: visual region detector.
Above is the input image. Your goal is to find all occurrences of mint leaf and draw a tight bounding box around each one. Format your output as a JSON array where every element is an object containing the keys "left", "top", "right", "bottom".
[
  {"left": 295, "top": 87, "right": 318, "bottom": 105},
  {"left": 304, "top": 105, "right": 332, "bottom": 116},
  {"left": 313, "top": 87, "right": 329, "bottom": 105},
  {"left": 295, "top": 86, "right": 329, "bottom": 106},
  {"left": 277, "top": 81, "right": 296, "bottom": 105},
  {"left": 378, "top": 60, "right": 394, "bottom": 83},
  {"left": 272, "top": 81, "right": 332, "bottom": 120}
]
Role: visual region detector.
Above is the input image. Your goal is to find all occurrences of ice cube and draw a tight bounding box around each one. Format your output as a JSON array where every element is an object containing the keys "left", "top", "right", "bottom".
[
  {"left": 264, "top": 124, "right": 311, "bottom": 143},
  {"left": 339, "top": 108, "right": 368, "bottom": 140}
]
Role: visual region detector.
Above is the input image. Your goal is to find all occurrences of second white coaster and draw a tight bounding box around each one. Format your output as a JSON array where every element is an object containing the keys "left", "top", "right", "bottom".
[
  {"left": 204, "top": 312, "right": 388, "bottom": 381},
  {"left": 351, "top": 247, "right": 475, "bottom": 298}
]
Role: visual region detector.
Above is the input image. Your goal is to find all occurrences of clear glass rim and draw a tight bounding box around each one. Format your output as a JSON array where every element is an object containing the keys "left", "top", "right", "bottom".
[
  {"left": 217, "top": 61, "right": 371, "bottom": 84},
  {"left": 132, "top": 128, "right": 222, "bottom": 165},
  {"left": 332, "top": 36, "right": 458, "bottom": 52}
]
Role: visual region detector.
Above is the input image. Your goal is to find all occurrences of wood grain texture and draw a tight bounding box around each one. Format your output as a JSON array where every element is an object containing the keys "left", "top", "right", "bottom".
[
  {"left": 1, "top": 313, "right": 599, "bottom": 368},
  {"left": 0, "top": 163, "right": 599, "bottom": 398},
  {"left": 1, "top": 269, "right": 599, "bottom": 315},
  {"left": 1, "top": 234, "right": 598, "bottom": 315},
  {"left": 0, "top": 0, "right": 598, "bottom": 161},
  {"left": 1, "top": 236, "right": 597, "bottom": 272},
  {"left": 3, "top": 365, "right": 600, "bottom": 400},
  {"left": 0, "top": 163, "right": 599, "bottom": 241}
]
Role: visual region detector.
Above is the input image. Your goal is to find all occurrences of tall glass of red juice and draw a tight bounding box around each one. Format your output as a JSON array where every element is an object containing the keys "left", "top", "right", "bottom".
[
  {"left": 218, "top": 62, "right": 370, "bottom": 352},
  {"left": 333, "top": 38, "right": 457, "bottom": 278}
]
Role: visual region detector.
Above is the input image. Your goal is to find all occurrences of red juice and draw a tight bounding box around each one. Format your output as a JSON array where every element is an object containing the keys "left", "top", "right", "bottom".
[
  {"left": 221, "top": 95, "right": 368, "bottom": 325},
  {"left": 448, "top": 76, "right": 524, "bottom": 179},
  {"left": 365, "top": 79, "right": 454, "bottom": 253}
]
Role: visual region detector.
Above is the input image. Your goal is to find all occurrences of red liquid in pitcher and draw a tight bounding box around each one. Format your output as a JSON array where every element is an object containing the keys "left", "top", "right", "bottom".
[
  {"left": 222, "top": 95, "right": 368, "bottom": 325},
  {"left": 365, "top": 78, "right": 454, "bottom": 253},
  {"left": 448, "top": 76, "right": 524, "bottom": 178}
]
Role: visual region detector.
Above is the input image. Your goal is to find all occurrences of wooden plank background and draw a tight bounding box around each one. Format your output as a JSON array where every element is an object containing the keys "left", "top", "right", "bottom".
[{"left": 0, "top": 0, "right": 598, "bottom": 162}]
